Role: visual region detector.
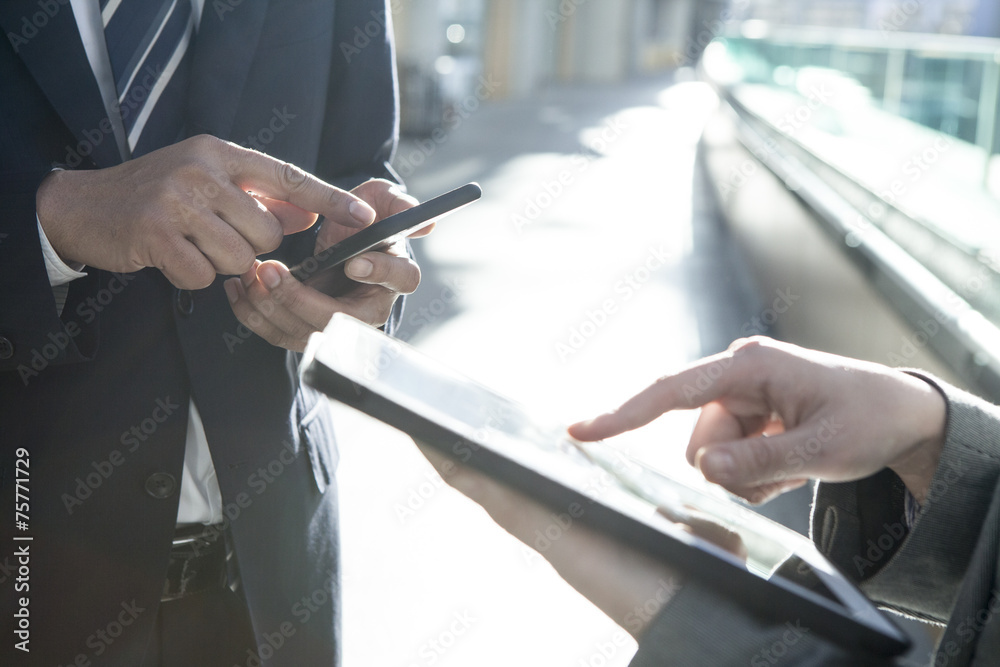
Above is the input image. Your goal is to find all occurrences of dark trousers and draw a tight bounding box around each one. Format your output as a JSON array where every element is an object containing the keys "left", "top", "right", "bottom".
[{"left": 141, "top": 586, "right": 257, "bottom": 666}]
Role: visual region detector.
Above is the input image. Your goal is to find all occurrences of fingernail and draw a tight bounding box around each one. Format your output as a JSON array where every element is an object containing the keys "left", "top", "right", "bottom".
[
  {"left": 260, "top": 264, "right": 281, "bottom": 289},
  {"left": 349, "top": 200, "right": 376, "bottom": 225},
  {"left": 348, "top": 257, "right": 373, "bottom": 278},
  {"left": 224, "top": 279, "right": 239, "bottom": 304},
  {"left": 700, "top": 450, "right": 734, "bottom": 482}
]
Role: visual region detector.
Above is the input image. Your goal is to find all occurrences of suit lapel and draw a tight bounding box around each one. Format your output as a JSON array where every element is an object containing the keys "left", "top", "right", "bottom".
[
  {"left": 186, "top": 0, "right": 269, "bottom": 140},
  {"left": 0, "top": 1, "right": 121, "bottom": 168}
]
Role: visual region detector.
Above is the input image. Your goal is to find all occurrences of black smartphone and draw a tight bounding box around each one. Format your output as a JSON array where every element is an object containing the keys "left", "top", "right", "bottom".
[{"left": 288, "top": 182, "right": 482, "bottom": 295}]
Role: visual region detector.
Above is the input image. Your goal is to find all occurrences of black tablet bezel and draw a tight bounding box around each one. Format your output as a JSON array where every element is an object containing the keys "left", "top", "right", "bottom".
[{"left": 302, "top": 314, "right": 911, "bottom": 658}]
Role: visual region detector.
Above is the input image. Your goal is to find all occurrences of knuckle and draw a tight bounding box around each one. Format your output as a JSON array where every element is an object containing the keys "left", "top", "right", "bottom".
[
  {"left": 727, "top": 337, "right": 774, "bottom": 369},
  {"left": 247, "top": 287, "right": 275, "bottom": 313},
  {"left": 729, "top": 336, "right": 771, "bottom": 355},
  {"left": 271, "top": 283, "right": 302, "bottom": 310},
  {"left": 745, "top": 437, "right": 777, "bottom": 473},
  {"left": 162, "top": 235, "right": 210, "bottom": 287},
  {"left": 402, "top": 261, "right": 421, "bottom": 293},
  {"left": 232, "top": 305, "right": 255, "bottom": 331},
  {"left": 174, "top": 159, "right": 216, "bottom": 190},
  {"left": 269, "top": 332, "right": 291, "bottom": 349},
  {"left": 191, "top": 265, "right": 216, "bottom": 290},
  {"left": 276, "top": 161, "right": 308, "bottom": 193},
  {"left": 255, "top": 222, "right": 284, "bottom": 254},
  {"left": 368, "top": 257, "right": 392, "bottom": 284},
  {"left": 187, "top": 133, "right": 218, "bottom": 150},
  {"left": 182, "top": 134, "right": 226, "bottom": 162},
  {"left": 229, "top": 245, "right": 257, "bottom": 276},
  {"left": 376, "top": 304, "right": 394, "bottom": 324}
]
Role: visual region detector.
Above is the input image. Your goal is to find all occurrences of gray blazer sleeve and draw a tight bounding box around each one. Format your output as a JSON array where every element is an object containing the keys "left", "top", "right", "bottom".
[
  {"left": 631, "top": 373, "right": 1000, "bottom": 666},
  {"left": 813, "top": 372, "right": 1000, "bottom": 665}
]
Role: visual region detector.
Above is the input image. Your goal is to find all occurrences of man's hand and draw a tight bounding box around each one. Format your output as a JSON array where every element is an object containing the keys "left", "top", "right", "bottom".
[
  {"left": 223, "top": 179, "right": 426, "bottom": 352},
  {"left": 35, "top": 134, "right": 377, "bottom": 290},
  {"left": 569, "top": 337, "right": 948, "bottom": 505}
]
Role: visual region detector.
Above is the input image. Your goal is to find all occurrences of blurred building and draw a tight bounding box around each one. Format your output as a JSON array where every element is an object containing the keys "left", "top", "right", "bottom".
[
  {"left": 391, "top": 0, "right": 696, "bottom": 129},
  {"left": 733, "top": 0, "right": 999, "bottom": 36}
]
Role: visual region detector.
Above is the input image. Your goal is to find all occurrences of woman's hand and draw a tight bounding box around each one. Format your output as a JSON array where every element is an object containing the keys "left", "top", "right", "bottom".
[{"left": 570, "top": 337, "right": 947, "bottom": 505}]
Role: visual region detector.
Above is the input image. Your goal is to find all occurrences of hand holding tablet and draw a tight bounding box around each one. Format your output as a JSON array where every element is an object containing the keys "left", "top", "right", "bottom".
[{"left": 302, "top": 314, "right": 911, "bottom": 659}]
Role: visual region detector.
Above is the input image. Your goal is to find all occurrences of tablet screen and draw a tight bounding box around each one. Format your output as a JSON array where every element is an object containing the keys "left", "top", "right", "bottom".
[{"left": 303, "top": 314, "right": 910, "bottom": 655}]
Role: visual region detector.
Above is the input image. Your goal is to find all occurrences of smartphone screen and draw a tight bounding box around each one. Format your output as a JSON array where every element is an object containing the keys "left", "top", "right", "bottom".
[{"left": 288, "top": 182, "right": 482, "bottom": 295}]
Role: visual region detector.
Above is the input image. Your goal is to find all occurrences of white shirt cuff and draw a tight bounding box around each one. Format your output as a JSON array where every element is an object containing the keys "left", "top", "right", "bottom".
[{"left": 37, "top": 216, "right": 87, "bottom": 287}]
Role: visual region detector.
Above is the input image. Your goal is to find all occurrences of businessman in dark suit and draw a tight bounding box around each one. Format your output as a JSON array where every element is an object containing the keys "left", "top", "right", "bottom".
[{"left": 0, "top": 1, "right": 416, "bottom": 664}]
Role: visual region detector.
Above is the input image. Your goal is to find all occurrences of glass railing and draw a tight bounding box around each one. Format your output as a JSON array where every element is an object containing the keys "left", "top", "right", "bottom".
[{"left": 702, "top": 23, "right": 1000, "bottom": 334}]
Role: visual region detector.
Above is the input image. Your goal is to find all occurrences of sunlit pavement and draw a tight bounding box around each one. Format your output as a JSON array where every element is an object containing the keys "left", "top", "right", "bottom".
[{"left": 333, "top": 73, "right": 802, "bottom": 666}]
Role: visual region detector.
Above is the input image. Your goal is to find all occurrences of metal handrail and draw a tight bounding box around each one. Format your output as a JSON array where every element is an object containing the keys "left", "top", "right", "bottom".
[
  {"left": 728, "top": 23, "right": 1000, "bottom": 59},
  {"left": 700, "top": 38, "right": 1000, "bottom": 400},
  {"left": 723, "top": 27, "right": 1000, "bottom": 162}
]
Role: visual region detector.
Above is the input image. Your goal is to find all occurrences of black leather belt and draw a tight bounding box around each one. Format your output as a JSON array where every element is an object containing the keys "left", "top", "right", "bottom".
[{"left": 162, "top": 524, "right": 230, "bottom": 602}]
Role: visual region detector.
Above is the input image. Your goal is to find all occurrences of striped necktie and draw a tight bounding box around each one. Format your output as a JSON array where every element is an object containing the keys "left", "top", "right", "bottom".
[{"left": 100, "top": 0, "right": 195, "bottom": 157}]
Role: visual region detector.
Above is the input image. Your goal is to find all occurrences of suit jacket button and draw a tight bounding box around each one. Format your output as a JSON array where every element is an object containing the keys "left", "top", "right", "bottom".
[
  {"left": 175, "top": 289, "right": 194, "bottom": 316},
  {"left": 0, "top": 336, "right": 13, "bottom": 360},
  {"left": 145, "top": 473, "right": 178, "bottom": 499}
]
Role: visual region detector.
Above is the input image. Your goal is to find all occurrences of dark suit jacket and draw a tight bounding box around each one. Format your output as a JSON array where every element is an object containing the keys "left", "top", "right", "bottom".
[
  {"left": 0, "top": 1, "right": 399, "bottom": 664},
  {"left": 630, "top": 373, "right": 1000, "bottom": 666}
]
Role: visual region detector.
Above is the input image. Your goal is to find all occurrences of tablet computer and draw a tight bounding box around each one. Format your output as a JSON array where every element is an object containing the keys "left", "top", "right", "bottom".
[{"left": 302, "top": 314, "right": 911, "bottom": 658}]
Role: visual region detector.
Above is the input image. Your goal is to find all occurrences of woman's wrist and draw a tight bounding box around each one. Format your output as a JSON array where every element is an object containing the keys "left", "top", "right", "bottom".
[{"left": 887, "top": 372, "right": 947, "bottom": 505}]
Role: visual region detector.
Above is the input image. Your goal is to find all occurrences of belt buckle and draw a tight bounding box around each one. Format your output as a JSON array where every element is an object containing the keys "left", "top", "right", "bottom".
[{"left": 162, "top": 524, "right": 228, "bottom": 602}]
